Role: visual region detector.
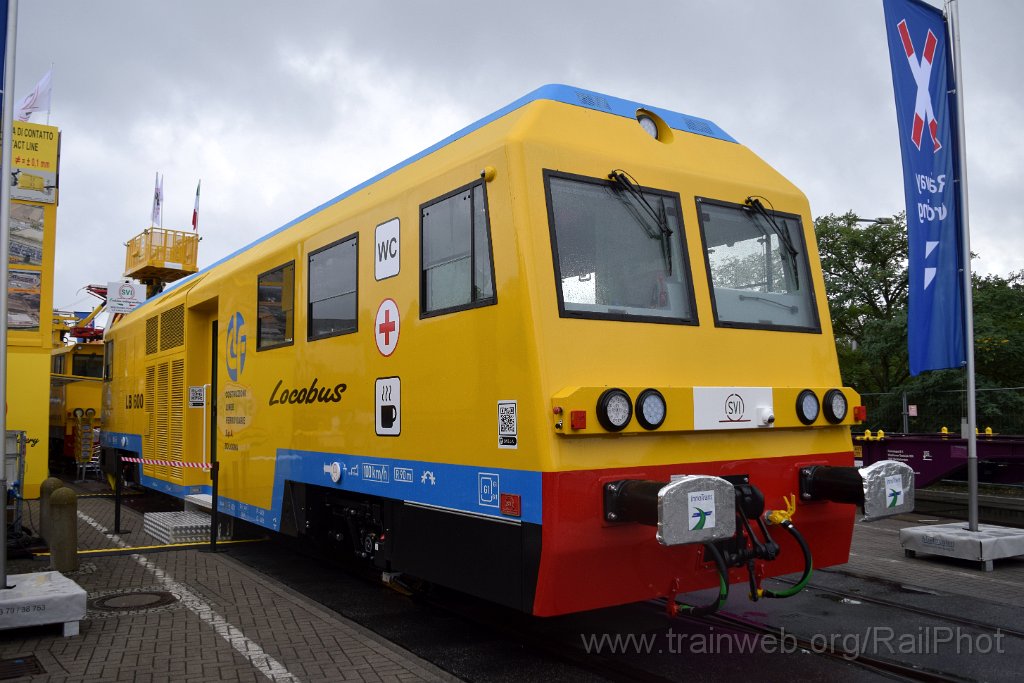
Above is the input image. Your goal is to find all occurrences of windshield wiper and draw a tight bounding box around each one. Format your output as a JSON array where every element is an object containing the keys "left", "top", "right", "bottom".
[
  {"left": 744, "top": 196, "right": 799, "bottom": 289},
  {"left": 738, "top": 293, "right": 798, "bottom": 314},
  {"left": 608, "top": 169, "right": 674, "bottom": 274}
]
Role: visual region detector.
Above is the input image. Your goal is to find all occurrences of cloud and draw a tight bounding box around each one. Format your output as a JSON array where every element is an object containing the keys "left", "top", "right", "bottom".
[{"left": 14, "top": 0, "right": 1024, "bottom": 311}]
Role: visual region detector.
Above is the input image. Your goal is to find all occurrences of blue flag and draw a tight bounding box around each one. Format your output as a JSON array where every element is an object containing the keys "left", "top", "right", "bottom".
[{"left": 883, "top": 0, "right": 965, "bottom": 375}]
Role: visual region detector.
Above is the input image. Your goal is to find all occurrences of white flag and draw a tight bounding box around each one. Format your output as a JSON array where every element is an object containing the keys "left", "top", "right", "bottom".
[
  {"left": 16, "top": 69, "right": 52, "bottom": 122},
  {"left": 151, "top": 172, "right": 163, "bottom": 227}
]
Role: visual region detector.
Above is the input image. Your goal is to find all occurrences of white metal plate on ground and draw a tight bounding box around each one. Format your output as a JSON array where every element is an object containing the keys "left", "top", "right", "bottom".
[
  {"left": 143, "top": 510, "right": 232, "bottom": 544},
  {"left": 900, "top": 522, "right": 1024, "bottom": 569},
  {"left": 0, "top": 571, "right": 86, "bottom": 637}
]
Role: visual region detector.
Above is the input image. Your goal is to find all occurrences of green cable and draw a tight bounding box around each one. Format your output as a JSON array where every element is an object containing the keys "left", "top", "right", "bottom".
[{"left": 762, "top": 521, "right": 813, "bottom": 599}]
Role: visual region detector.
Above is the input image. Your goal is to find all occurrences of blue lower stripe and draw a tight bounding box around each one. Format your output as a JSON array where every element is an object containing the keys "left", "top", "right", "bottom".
[{"left": 100, "top": 432, "right": 542, "bottom": 529}]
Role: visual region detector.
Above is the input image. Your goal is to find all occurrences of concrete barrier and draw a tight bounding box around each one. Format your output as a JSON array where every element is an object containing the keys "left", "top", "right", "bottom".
[
  {"left": 38, "top": 477, "right": 64, "bottom": 543},
  {"left": 49, "top": 488, "right": 78, "bottom": 573}
]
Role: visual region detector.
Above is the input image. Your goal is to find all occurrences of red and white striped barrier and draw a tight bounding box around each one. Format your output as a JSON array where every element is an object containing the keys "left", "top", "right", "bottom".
[{"left": 121, "top": 456, "right": 212, "bottom": 470}]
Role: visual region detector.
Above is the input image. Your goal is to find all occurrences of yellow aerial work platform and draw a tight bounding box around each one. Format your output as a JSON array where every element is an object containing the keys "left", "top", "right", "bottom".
[{"left": 124, "top": 228, "right": 199, "bottom": 294}]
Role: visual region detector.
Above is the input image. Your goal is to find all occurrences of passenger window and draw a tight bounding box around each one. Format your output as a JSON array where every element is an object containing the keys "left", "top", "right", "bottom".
[
  {"left": 420, "top": 182, "right": 495, "bottom": 317},
  {"left": 257, "top": 261, "right": 295, "bottom": 349},
  {"left": 696, "top": 197, "right": 820, "bottom": 332},
  {"left": 308, "top": 235, "right": 358, "bottom": 339}
]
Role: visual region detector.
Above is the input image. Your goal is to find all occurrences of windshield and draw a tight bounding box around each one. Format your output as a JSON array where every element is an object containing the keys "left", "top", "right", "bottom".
[
  {"left": 696, "top": 197, "right": 819, "bottom": 332},
  {"left": 545, "top": 172, "right": 695, "bottom": 324}
]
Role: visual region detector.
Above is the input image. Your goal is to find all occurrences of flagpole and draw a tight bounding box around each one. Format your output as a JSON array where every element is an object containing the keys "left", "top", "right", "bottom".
[
  {"left": 46, "top": 60, "right": 52, "bottom": 125},
  {"left": 946, "top": 0, "right": 978, "bottom": 533},
  {"left": 0, "top": 0, "right": 19, "bottom": 590}
]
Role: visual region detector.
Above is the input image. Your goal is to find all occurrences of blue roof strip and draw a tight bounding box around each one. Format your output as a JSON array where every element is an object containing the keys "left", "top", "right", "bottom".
[{"left": 140, "top": 85, "right": 734, "bottom": 308}]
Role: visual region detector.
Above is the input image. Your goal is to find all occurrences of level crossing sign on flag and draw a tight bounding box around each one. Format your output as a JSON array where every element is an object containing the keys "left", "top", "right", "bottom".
[{"left": 883, "top": 0, "right": 965, "bottom": 376}]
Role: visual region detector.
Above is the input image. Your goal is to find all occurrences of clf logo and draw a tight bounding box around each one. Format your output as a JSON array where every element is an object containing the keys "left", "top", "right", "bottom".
[{"left": 226, "top": 312, "right": 246, "bottom": 381}]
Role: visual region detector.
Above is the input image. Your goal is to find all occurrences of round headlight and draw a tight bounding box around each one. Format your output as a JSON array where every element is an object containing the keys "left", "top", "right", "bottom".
[
  {"left": 823, "top": 389, "right": 848, "bottom": 424},
  {"left": 636, "top": 389, "right": 667, "bottom": 430},
  {"left": 597, "top": 388, "right": 633, "bottom": 432},
  {"left": 73, "top": 407, "right": 85, "bottom": 418},
  {"left": 637, "top": 114, "right": 659, "bottom": 140},
  {"left": 796, "top": 389, "right": 819, "bottom": 425}
]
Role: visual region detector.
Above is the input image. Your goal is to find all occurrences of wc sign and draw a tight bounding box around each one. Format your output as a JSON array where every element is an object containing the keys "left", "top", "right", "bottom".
[{"left": 375, "top": 218, "right": 400, "bottom": 281}]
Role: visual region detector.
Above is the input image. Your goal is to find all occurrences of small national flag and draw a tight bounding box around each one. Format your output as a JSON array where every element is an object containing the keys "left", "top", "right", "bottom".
[
  {"left": 15, "top": 68, "right": 51, "bottom": 122},
  {"left": 151, "top": 172, "right": 163, "bottom": 227},
  {"left": 192, "top": 180, "right": 201, "bottom": 231}
]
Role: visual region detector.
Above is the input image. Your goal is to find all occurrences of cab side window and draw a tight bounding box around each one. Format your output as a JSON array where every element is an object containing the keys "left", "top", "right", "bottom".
[{"left": 420, "top": 181, "right": 496, "bottom": 317}]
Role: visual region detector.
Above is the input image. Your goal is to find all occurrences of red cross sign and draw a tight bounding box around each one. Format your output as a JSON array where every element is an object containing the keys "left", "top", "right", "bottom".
[
  {"left": 897, "top": 19, "right": 942, "bottom": 153},
  {"left": 375, "top": 298, "right": 400, "bottom": 357}
]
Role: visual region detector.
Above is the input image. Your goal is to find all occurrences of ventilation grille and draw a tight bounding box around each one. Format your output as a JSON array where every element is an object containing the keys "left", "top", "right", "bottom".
[
  {"left": 146, "top": 317, "right": 159, "bottom": 355},
  {"left": 574, "top": 91, "right": 611, "bottom": 111},
  {"left": 169, "top": 359, "right": 185, "bottom": 481},
  {"left": 685, "top": 117, "right": 714, "bottom": 136},
  {"left": 142, "top": 359, "right": 185, "bottom": 483},
  {"left": 143, "top": 365, "right": 156, "bottom": 473},
  {"left": 160, "top": 305, "right": 185, "bottom": 351},
  {"left": 153, "top": 363, "right": 170, "bottom": 481}
]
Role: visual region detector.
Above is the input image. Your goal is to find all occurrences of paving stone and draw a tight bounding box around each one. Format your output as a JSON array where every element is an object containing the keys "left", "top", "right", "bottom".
[{"left": 0, "top": 494, "right": 456, "bottom": 683}]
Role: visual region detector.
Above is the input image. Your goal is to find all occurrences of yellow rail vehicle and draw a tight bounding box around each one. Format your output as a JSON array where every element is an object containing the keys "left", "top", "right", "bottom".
[
  {"left": 50, "top": 341, "right": 104, "bottom": 461},
  {"left": 102, "top": 86, "right": 912, "bottom": 616}
]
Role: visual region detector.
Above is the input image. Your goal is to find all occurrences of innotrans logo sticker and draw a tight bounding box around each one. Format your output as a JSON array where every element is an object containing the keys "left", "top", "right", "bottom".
[
  {"left": 885, "top": 473, "right": 905, "bottom": 509},
  {"left": 687, "top": 490, "right": 715, "bottom": 531},
  {"left": 226, "top": 312, "right": 247, "bottom": 382}
]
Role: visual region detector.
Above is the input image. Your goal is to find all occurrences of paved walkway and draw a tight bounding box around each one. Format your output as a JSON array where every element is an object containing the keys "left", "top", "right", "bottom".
[
  {"left": 844, "top": 512, "right": 1024, "bottom": 607},
  {"left": 0, "top": 487, "right": 457, "bottom": 683}
]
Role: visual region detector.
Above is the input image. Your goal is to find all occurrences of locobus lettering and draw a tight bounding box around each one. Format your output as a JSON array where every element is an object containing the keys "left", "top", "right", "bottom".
[{"left": 268, "top": 378, "right": 347, "bottom": 406}]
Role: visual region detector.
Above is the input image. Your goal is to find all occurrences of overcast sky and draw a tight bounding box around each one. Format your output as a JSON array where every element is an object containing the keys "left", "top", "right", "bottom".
[{"left": 11, "top": 0, "right": 1023, "bottom": 313}]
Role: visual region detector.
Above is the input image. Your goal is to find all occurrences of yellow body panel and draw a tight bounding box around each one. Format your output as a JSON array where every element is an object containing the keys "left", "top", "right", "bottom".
[{"left": 9, "top": 350, "right": 50, "bottom": 497}]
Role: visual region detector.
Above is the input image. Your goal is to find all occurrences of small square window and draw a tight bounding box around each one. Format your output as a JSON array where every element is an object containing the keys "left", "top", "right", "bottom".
[
  {"left": 257, "top": 261, "right": 295, "bottom": 350},
  {"left": 309, "top": 235, "right": 358, "bottom": 340}
]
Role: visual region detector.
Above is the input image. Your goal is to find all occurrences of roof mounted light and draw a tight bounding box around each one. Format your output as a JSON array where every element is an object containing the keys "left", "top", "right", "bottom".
[
  {"left": 636, "top": 389, "right": 666, "bottom": 430},
  {"left": 637, "top": 113, "right": 659, "bottom": 140},
  {"left": 635, "top": 109, "right": 673, "bottom": 143},
  {"left": 796, "top": 389, "right": 819, "bottom": 425},
  {"left": 823, "top": 389, "right": 848, "bottom": 424},
  {"left": 597, "top": 388, "right": 633, "bottom": 432}
]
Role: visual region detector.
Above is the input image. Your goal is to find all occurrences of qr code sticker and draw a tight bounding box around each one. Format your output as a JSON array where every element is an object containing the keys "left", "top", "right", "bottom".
[{"left": 498, "top": 401, "right": 518, "bottom": 449}]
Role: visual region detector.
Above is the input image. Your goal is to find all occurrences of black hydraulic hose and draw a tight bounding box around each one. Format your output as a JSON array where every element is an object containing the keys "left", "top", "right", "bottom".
[
  {"left": 677, "top": 542, "right": 730, "bottom": 616},
  {"left": 761, "top": 521, "right": 813, "bottom": 599}
]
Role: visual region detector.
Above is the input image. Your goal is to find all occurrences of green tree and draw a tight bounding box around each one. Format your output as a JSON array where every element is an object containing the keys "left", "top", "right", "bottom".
[
  {"left": 814, "top": 211, "right": 909, "bottom": 394},
  {"left": 815, "top": 211, "right": 1024, "bottom": 433}
]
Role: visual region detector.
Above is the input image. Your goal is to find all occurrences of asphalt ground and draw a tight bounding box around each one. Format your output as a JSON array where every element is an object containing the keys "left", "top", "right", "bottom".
[{"left": 227, "top": 509, "right": 1024, "bottom": 682}]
